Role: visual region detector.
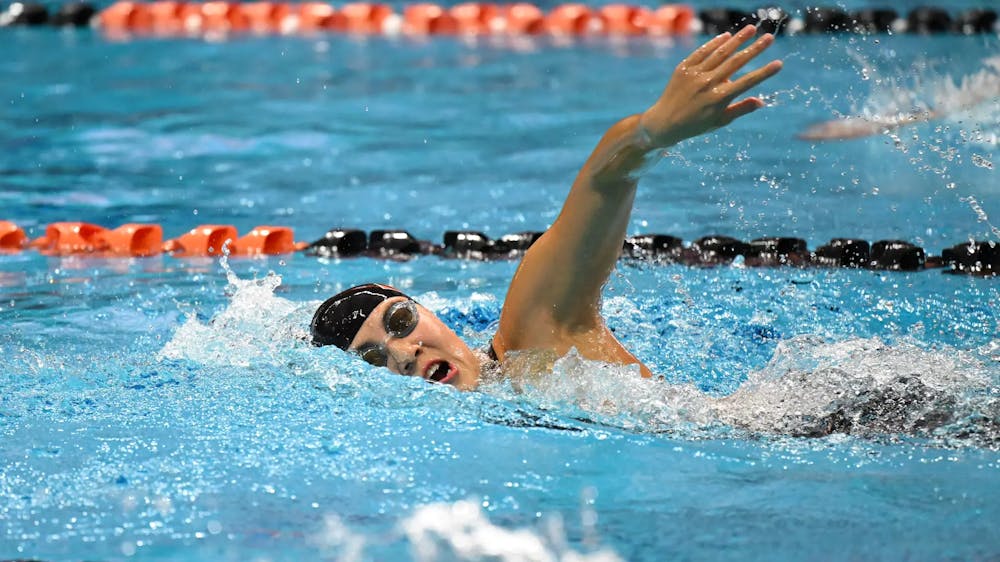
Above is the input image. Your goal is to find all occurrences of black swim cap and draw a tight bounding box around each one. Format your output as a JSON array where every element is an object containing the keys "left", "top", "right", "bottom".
[{"left": 310, "top": 283, "right": 409, "bottom": 350}]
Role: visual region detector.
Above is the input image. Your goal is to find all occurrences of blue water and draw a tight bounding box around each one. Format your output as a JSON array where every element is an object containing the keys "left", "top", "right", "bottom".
[{"left": 2, "top": 17, "right": 999, "bottom": 562}]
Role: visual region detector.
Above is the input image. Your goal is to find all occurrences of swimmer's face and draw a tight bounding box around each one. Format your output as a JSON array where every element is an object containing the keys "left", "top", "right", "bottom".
[{"left": 348, "top": 297, "right": 481, "bottom": 390}]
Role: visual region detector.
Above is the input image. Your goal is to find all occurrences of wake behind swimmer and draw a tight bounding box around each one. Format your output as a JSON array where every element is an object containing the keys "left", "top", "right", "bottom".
[{"left": 799, "top": 55, "right": 1000, "bottom": 141}]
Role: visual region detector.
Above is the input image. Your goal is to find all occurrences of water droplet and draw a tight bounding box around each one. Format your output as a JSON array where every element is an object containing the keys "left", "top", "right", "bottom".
[{"left": 972, "top": 154, "right": 993, "bottom": 169}]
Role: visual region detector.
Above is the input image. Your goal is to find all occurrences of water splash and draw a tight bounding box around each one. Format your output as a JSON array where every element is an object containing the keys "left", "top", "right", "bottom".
[
  {"left": 717, "top": 336, "right": 998, "bottom": 443},
  {"left": 495, "top": 337, "right": 999, "bottom": 447},
  {"left": 160, "top": 265, "right": 1000, "bottom": 447},
  {"left": 309, "top": 514, "right": 366, "bottom": 562},
  {"left": 158, "top": 258, "right": 312, "bottom": 367},
  {"left": 971, "top": 153, "right": 993, "bottom": 169},
  {"left": 402, "top": 501, "right": 622, "bottom": 562},
  {"left": 959, "top": 195, "right": 1000, "bottom": 240},
  {"left": 303, "top": 500, "right": 625, "bottom": 562},
  {"left": 799, "top": 54, "right": 1000, "bottom": 145}
]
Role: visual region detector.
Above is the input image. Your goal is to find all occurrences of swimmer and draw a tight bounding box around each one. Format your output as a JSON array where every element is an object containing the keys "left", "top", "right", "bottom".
[
  {"left": 797, "top": 110, "right": 939, "bottom": 141},
  {"left": 798, "top": 55, "right": 1000, "bottom": 141},
  {"left": 311, "top": 25, "right": 783, "bottom": 390}
]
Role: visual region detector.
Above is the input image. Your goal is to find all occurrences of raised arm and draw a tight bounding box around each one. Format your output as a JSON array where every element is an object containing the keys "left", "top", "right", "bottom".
[{"left": 494, "top": 26, "right": 782, "bottom": 370}]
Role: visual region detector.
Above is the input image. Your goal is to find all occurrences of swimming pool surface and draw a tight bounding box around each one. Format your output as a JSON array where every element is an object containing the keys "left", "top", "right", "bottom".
[{"left": 2, "top": 6, "right": 999, "bottom": 561}]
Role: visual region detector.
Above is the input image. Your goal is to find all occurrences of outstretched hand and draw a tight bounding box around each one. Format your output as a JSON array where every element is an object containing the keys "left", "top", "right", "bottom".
[{"left": 639, "top": 25, "right": 783, "bottom": 148}]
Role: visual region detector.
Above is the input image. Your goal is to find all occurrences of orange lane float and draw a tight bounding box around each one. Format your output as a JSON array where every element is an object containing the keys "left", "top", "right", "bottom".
[
  {"left": 502, "top": 3, "right": 545, "bottom": 34},
  {"left": 99, "top": 1, "right": 153, "bottom": 32},
  {"left": 296, "top": 2, "right": 344, "bottom": 32},
  {"left": 0, "top": 222, "right": 305, "bottom": 257},
  {"left": 0, "top": 221, "right": 28, "bottom": 252},
  {"left": 95, "top": 2, "right": 700, "bottom": 36},
  {"left": 240, "top": 2, "right": 291, "bottom": 34},
  {"left": 163, "top": 224, "right": 238, "bottom": 256},
  {"left": 147, "top": 1, "right": 185, "bottom": 34},
  {"left": 449, "top": 2, "right": 501, "bottom": 34},
  {"left": 26, "top": 222, "right": 164, "bottom": 256},
  {"left": 177, "top": 2, "right": 208, "bottom": 31},
  {"left": 613, "top": 3, "right": 694, "bottom": 36},
  {"left": 648, "top": 4, "right": 694, "bottom": 35},
  {"left": 9, "top": 1, "right": 999, "bottom": 36},
  {"left": 102, "top": 224, "right": 164, "bottom": 257},
  {"left": 403, "top": 3, "right": 458, "bottom": 35},
  {"left": 161, "top": 224, "right": 302, "bottom": 256},
  {"left": 232, "top": 226, "right": 303, "bottom": 256},
  {"left": 599, "top": 4, "right": 650, "bottom": 35},
  {"left": 200, "top": 1, "right": 250, "bottom": 33},
  {"left": 544, "top": 3, "right": 601, "bottom": 35},
  {"left": 30, "top": 222, "right": 109, "bottom": 255},
  {"left": 340, "top": 2, "right": 392, "bottom": 34}
]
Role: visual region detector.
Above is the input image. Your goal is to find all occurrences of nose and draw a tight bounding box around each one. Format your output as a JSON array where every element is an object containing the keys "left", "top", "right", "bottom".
[{"left": 386, "top": 338, "right": 422, "bottom": 376}]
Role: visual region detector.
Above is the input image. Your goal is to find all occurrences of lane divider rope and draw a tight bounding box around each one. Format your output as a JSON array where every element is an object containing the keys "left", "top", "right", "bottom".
[
  {"left": 1, "top": 220, "right": 997, "bottom": 277},
  {"left": 1, "top": 2, "right": 997, "bottom": 36}
]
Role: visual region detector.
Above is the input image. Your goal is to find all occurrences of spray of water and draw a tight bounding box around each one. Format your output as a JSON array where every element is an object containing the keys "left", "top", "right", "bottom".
[
  {"left": 160, "top": 261, "right": 999, "bottom": 448},
  {"left": 158, "top": 250, "right": 314, "bottom": 369},
  {"left": 716, "top": 336, "right": 998, "bottom": 442},
  {"left": 303, "top": 500, "right": 625, "bottom": 562},
  {"left": 799, "top": 53, "right": 1000, "bottom": 145},
  {"left": 794, "top": 47, "right": 1000, "bottom": 246},
  {"left": 487, "top": 337, "right": 998, "bottom": 447}
]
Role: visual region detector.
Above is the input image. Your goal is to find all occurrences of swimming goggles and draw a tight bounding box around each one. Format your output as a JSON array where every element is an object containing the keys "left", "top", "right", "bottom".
[{"left": 355, "top": 299, "right": 419, "bottom": 367}]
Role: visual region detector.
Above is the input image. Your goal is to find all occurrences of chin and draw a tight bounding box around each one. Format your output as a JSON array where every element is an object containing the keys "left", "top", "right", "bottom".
[{"left": 454, "top": 362, "right": 481, "bottom": 391}]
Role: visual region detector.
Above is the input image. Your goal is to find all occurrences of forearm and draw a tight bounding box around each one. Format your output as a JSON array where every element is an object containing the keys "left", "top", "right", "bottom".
[{"left": 534, "top": 114, "right": 658, "bottom": 319}]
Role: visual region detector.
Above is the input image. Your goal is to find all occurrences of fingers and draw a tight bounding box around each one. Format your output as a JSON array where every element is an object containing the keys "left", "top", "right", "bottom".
[
  {"left": 683, "top": 31, "right": 732, "bottom": 67},
  {"left": 726, "top": 59, "right": 783, "bottom": 99},
  {"left": 713, "top": 33, "right": 775, "bottom": 82},
  {"left": 700, "top": 25, "right": 757, "bottom": 71},
  {"left": 723, "top": 97, "right": 765, "bottom": 124}
]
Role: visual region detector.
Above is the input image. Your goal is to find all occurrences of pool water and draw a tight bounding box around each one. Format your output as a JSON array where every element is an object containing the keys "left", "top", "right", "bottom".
[{"left": 2, "top": 12, "right": 999, "bottom": 562}]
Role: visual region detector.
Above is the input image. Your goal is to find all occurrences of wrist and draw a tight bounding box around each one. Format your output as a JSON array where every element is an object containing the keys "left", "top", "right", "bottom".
[
  {"left": 627, "top": 117, "right": 667, "bottom": 181},
  {"left": 637, "top": 111, "right": 682, "bottom": 149},
  {"left": 590, "top": 114, "right": 668, "bottom": 186},
  {"left": 635, "top": 119, "right": 655, "bottom": 150}
]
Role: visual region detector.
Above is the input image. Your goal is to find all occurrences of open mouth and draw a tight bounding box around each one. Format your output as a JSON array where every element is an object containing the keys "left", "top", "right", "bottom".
[{"left": 425, "top": 360, "right": 456, "bottom": 384}]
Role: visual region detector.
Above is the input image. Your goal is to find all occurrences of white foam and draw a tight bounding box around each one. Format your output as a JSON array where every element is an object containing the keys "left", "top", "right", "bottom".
[
  {"left": 716, "top": 336, "right": 996, "bottom": 437},
  {"left": 156, "top": 263, "right": 998, "bottom": 444},
  {"left": 499, "top": 335, "right": 998, "bottom": 443},
  {"left": 308, "top": 514, "right": 366, "bottom": 562},
  {"left": 304, "top": 501, "right": 624, "bottom": 562},
  {"left": 158, "top": 264, "right": 311, "bottom": 368},
  {"left": 401, "top": 501, "right": 623, "bottom": 562},
  {"left": 803, "top": 52, "right": 1000, "bottom": 146},
  {"left": 866, "top": 54, "right": 1000, "bottom": 147},
  {"left": 503, "top": 348, "right": 711, "bottom": 431}
]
